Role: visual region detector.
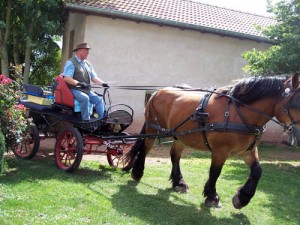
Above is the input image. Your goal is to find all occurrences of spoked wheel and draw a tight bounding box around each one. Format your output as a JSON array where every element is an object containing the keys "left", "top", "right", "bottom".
[
  {"left": 13, "top": 124, "right": 40, "bottom": 159},
  {"left": 54, "top": 126, "right": 83, "bottom": 173},
  {"left": 107, "top": 134, "right": 135, "bottom": 169}
]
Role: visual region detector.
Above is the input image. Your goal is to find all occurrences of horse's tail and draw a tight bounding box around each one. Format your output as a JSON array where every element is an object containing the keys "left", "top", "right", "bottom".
[{"left": 122, "top": 123, "right": 146, "bottom": 172}]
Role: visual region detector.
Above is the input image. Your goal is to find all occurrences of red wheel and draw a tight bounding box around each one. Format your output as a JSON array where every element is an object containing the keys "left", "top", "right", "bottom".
[
  {"left": 54, "top": 127, "right": 83, "bottom": 172},
  {"left": 107, "top": 142, "right": 134, "bottom": 169},
  {"left": 13, "top": 125, "right": 40, "bottom": 159}
]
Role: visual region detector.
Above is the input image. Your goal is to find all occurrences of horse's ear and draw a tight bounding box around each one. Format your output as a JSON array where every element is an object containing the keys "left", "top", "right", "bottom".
[{"left": 291, "top": 73, "right": 299, "bottom": 89}]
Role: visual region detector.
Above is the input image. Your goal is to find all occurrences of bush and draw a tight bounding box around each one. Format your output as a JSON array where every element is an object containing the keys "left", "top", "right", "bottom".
[{"left": 0, "top": 74, "right": 31, "bottom": 173}]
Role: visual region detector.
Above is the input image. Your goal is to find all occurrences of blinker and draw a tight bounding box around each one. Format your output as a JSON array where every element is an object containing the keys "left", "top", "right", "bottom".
[{"left": 282, "top": 88, "right": 291, "bottom": 97}]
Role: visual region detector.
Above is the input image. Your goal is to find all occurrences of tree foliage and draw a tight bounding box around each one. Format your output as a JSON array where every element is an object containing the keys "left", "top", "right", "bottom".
[
  {"left": 29, "top": 43, "right": 61, "bottom": 85},
  {"left": 0, "top": 0, "right": 64, "bottom": 84},
  {"left": 243, "top": 0, "right": 300, "bottom": 75}
]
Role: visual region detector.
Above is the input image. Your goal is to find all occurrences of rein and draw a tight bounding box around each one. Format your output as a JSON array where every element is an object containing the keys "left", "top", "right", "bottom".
[
  {"left": 97, "top": 84, "right": 295, "bottom": 129},
  {"left": 95, "top": 84, "right": 296, "bottom": 135},
  {"left": 184, "top": 88, "right": 286, "bottom": 128},
  {"left": 91, "top": 85, "right": 166, "bottom": 90},
  {"left": 182, "top": 88, "right": 299, "bottom": 131}
]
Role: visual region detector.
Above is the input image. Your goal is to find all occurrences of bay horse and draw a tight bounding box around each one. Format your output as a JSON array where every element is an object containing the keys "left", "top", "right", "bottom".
[{"left": 123, "top": 73, "right": 300, "bottom": 209}]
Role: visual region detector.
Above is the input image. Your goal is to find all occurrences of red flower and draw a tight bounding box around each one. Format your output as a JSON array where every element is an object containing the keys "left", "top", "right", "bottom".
[
  {"left": 1, "top": 77, "right": 12, "bottom": 84},
  {"left": 14, "top": 104, "right": 25, "bottom": 111},
  {"left": 0, "top": 75, "right": 5, "bottom": 81}
]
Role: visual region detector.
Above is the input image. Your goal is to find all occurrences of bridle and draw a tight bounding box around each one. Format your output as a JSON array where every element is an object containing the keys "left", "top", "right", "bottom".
[
  {"left": 231, "top": 86, "right": 300, "bottom": 134},
  {"left": 282, "top": 88, "right": 300, "bottom": 134}
]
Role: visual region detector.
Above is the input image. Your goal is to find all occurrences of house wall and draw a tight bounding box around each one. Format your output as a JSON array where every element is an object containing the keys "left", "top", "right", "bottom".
[
  {"left": 62, "top": 13, "right": 285, "bottom": 143},
  {"left": 62, "top": 13, "right": 87, "bottom": 65}
]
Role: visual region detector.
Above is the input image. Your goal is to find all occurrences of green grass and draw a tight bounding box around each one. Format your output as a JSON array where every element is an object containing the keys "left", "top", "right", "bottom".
[{"left": 0, "top": 144, "right": 299, "bottom": 225}]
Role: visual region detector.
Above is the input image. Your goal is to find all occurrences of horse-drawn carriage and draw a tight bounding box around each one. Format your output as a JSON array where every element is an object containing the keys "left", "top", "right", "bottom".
[
  {"left": 14, "top": 75, "right": 136, "bottom": 172},
  {"left": 13, "top": 73, "right": 300, "bottom": 209}
]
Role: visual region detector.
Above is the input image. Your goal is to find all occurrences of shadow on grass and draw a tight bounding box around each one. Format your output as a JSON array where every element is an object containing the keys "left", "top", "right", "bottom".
[
  {"left": 0, "top": 156, "right": 116, "bottom": 185},
  {"left": 2, "top": 150, "right": 299, "bottom": 225},
  {"left": 109, "top": 180, "right": 251, "bottom": 225},
  {"left": 220, "top": 160, "right": 300, "bottom": 224}
]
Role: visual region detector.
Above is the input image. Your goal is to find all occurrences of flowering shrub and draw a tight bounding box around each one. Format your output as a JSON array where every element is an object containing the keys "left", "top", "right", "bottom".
[
  {"left": 0, "top": 74, "right": 31, "bottom": 171},
  {"left": 0, "top": 130, "right": 5, "bottom": 172}
]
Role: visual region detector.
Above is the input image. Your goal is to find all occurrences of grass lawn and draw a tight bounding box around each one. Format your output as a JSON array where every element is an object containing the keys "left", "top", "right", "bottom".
[{"left": 0, "top": 143, "right": 299, "bottom": 225}]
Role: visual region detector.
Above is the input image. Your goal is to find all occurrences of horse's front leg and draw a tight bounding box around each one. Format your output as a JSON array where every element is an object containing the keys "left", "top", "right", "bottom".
[
  {"left": 203, "top": 152, "right": 226, "bottom": 208},
  {"left": 170, "top": 141, "right": 188, "bottom": 192},
  {"left": 131, "top": 138, "right": 155, "bottom": 181},
  {"left": 232, "top": 147, "right": 262, "bottom": 209}
]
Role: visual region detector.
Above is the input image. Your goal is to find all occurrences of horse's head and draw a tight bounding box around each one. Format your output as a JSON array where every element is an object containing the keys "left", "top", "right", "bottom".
[{"left": 275, "top": 73, "right": 300, "bottom": 146}]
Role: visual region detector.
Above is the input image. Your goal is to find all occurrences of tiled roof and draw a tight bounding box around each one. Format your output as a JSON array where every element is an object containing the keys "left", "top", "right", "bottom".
[{"left": 65, "top": 0, "right": 277, "bottom": 42}]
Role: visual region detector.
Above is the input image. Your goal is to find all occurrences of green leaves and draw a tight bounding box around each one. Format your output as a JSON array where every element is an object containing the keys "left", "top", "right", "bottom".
[
  {"left": 0, "top": 0, "right": 63, "bottom": 83},
  {"left": 243, "top": 0, "right": 300, "bottom": 75}
]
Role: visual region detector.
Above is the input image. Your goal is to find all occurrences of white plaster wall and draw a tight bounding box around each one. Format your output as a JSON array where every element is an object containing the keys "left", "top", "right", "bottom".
[
  {"left": 62, "top": 13, "right": 283, "bottom": 143},
  {"left": 61, "top": 13, "right": 87, "bottom": 64}
]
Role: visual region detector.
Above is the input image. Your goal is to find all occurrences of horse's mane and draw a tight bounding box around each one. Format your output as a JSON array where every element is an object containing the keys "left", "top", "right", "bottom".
[{"left": 219, "top": 76, "right": 286, "bottom": 104}]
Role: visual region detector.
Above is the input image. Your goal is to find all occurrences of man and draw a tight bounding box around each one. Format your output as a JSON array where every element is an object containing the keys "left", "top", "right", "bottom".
[{"left": 62, "top": 42, "right": 109, "bottom": 121}]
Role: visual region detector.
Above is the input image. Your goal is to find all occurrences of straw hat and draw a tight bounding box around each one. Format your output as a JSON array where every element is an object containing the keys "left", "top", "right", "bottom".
[{"left": 73, "top": 42, "right": 91, "bottom": 52}]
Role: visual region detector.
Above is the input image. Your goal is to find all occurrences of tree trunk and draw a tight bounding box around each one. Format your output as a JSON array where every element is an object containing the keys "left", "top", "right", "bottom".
[
  {"left": 0, "top": 0, "right": 11, "bottom": 77},
  {"left": 0, "top": 45, "right": 9, "bottom": 76},
  {"left": 23, "top": 22, "right": 33, "bottom": 84},
  {"left": 13, "top": 27, "right": 20, "bottom": 66}
]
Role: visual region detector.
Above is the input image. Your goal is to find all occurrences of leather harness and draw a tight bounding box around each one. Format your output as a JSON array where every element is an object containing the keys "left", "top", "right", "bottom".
[
  {"left": 191, "top": 92, "right": 265, "bottom": 150},
  {"left": 146, "top": 90, "right": 265, "bottom": 151}
]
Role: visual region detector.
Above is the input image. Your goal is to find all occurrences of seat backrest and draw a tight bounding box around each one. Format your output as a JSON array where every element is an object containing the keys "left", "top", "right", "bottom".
[
  {"left": 23, "top": 84, "right": 44, "bottom": 97},
  {"left": 54, "top": 75, "right": 74, "bottom": 108}
]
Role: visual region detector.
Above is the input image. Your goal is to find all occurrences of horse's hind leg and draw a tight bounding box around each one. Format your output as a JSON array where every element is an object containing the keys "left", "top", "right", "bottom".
[
  {"left": 232, "top": 148, "right": 262, "bottom": 209},
  {"left": 131, "top": 138, "right": 155, "bottom": 181},
  {"left": 170, "top": 141, "right": 189, "bottom": 192}
]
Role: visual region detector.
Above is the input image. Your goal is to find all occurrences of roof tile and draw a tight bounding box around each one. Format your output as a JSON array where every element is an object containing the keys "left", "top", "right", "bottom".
[{"left": 69, "top": 0, "right": 277, "bottom": 41}]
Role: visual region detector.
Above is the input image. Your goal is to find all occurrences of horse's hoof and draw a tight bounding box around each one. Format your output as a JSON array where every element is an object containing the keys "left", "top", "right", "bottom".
[
  {"left": 174, "top": 185, "right": 189, "bottom": 193},
  {"left": 232, "top": 195, "right": 243, "bottom": 209},
  {"left": 131, "top": 172, "right": 143, "bottom": 181},
  {"left": 205, "top": 198, "right": 222, "bottom": 208}
]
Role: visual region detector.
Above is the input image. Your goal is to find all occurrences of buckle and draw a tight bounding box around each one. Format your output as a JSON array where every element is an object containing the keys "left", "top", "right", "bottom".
[{"left": 285, "top": 124, "right": 294, "bottom": 133}]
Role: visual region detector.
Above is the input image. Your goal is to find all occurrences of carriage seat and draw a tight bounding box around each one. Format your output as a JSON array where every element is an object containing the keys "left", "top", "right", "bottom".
[
  {"left": 22, "top": 84, "right": 44, "bottom": 97},
  {"left": 54, "top": 75, "right": 93, "bottom": 113},
  {"left": 22, "top": 84, "right": 54, "bottom": 106}
]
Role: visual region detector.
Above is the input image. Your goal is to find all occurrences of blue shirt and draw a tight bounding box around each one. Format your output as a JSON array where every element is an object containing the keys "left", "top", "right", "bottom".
[{"left": 63, "top": 55, "right": 97, "bottom": 79}]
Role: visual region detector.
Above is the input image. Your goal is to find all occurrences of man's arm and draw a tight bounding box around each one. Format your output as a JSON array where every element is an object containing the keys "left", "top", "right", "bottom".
[
  {"left": 62, "top": 60, "right": 80, "bottom": 86},
  {"left": 91, "top": 76, "right": 104, "bottom": 84},
  {"left": 64, "top": 76, "right": 80, "bottom": 86}
]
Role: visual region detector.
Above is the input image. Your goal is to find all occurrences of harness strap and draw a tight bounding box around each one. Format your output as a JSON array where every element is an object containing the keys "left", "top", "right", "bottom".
[
  {"left": 231, "top": 99, "right": 253, "bottom": 131},
  {"left": 141, "top": 122, "right": 265, "bottom": 141},
  {"left": 206, "top": 123, "right": 264, "bottom": 135},
  {"left": 223, "top": 98, "right": 231, "bottom": 131},
  {"left": 193, "top": 92, "right": 213, "bottom": 150},
  {"left": 145, "top": 89, "right": 268, "bottom": 151},
  {"left": 232, "top": 98, "right": 266, "bottom": 150}
]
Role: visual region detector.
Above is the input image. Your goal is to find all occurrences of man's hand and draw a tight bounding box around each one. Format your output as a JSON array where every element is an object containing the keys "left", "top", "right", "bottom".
[
  {"left": 102, "top": 83, "right": 110, "bottom": 88},
  {"left": 78, "top": 82, "right": 91, "bottom": 89}
]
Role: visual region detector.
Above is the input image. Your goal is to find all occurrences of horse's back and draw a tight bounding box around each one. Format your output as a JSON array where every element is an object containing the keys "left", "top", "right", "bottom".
[
  {"left": 145, "top": 88, "right": 211, "bottom": 149},
  {"left": 146, "top": 88, "right": 203, "bottom": 126}
]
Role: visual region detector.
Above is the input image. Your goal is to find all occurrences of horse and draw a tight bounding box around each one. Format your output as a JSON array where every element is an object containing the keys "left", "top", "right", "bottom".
[{"left": 123, "top": 73, "right": 300, "bottom": 209}]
